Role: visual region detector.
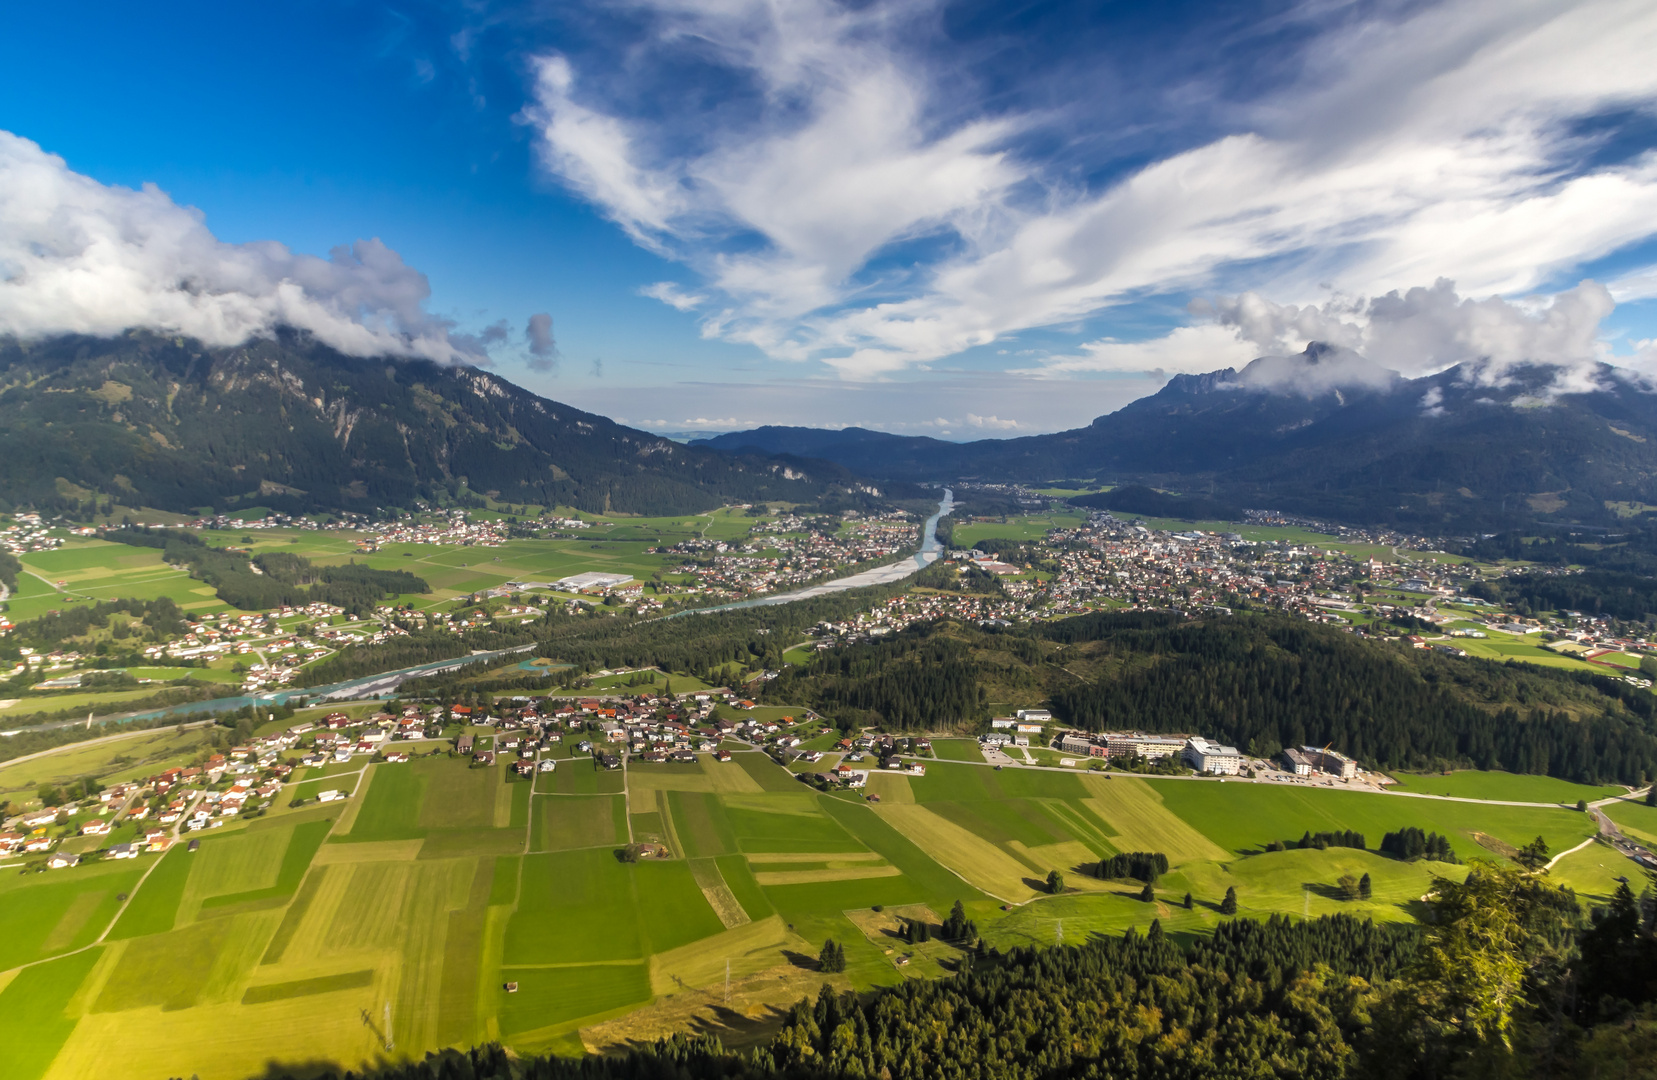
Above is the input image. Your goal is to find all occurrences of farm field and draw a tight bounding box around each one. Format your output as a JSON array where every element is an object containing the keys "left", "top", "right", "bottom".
[
  {"left": 0, "top": 739, "right": 1625, "bottom": 1080},
  {"left": 951, "top": 512, "right": 1088, "bottom": 545},
  {"left": 1387, "top": 770, "right": 1625, "bottom": 803}
]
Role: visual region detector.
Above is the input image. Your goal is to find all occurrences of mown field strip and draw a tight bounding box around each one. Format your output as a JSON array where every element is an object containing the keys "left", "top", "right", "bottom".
[{"left": 752, "top": 865, "right": 903, "bottom": 886}]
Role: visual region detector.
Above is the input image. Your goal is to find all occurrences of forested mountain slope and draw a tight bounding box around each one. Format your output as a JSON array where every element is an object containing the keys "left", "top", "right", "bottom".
[
  {"left": 0, "top": 331, "right": 875, "bottom": 516},
  {"left": 703, "top": 346, "right": 1657, "bottom": 531}
]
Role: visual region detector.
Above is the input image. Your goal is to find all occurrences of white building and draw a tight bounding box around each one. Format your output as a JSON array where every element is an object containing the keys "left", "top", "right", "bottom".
[{"left": 1184, "top": 737, "right": 1243, "bottom": 775}]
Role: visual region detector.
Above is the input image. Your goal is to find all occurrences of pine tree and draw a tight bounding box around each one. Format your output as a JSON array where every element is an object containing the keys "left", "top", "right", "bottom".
[
  {"left": 1183, "top": 891, "right": 1194, "bottom": 909},
  {"left": 1046, "top": 869, "right": 1065, "bottom": 894},
  {"left": 1515, "top": 835, "right": 1551, "bottom": 872},
  {"left": 1139, "top": 882, "right": 1155, "bottom": 903},
  {"left": 819, "top": 938, "right": 845, "bottom": 973},
  {"left": 1358, "top": 872, "right": 1372, "bottom": 900},
  {"left": 1220, "top": 886, "right": 1238, "bottom": 915},
  {"left": 1646, "top": 784, "right": 1656, "bottom": 807}
]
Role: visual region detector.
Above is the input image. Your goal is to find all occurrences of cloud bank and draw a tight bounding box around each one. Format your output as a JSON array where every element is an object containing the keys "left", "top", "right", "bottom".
[
  {"left": 1210, "top": 279, "right": 1616, "bottom": 386},
  {"left": 524, "top": 0, "right": 1657, "bottom": 380},
  {"left": 0, "top": 131, "right": 484, "bottom": 363}
]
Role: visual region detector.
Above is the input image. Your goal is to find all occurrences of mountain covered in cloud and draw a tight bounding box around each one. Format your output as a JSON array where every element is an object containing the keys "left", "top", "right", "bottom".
[
  {"left": 0, "top": 332, "right": 878, "bottom": 517},
  {"left": 699, "top": 345, "right": 1657, "bottom": 531}
]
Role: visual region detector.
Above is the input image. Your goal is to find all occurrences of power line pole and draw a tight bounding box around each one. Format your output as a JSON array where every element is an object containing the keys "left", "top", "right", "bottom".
[
  {"left": 1054, "top": 919, "right": 1063, "bottom": 946},
  {"left": 384, "top": 1001, "right": 393, "bottom": 1051},
  {"left": 724, "top": 959, "right": 731, "bottom": 1005}
]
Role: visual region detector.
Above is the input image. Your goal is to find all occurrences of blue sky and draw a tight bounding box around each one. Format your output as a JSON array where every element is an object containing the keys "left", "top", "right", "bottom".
[{"left": 3, "top": 0, "right": 1656, "bottom": 436}]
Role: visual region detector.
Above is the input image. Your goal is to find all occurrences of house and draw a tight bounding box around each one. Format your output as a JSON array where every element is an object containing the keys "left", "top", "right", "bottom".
[
  {"left": 0, "top": 832, "right": 24, "bottom": 853},
  {"left": 1103, "top": 733, "right": 1186, "bottom": 761},
  {"left": 1184, "top": 737, "right": 1243, "bottom": 776},
  {"left": 20, "top": 808, "right": 60, "bottom": 829},
  {"left": 456, "top": 734, "right": 475, "bottom": 754},
  {"left": 107, "top": 843, "right": 140, "bottom": 860},
  {"left": 80, "top": 819, "right": 112, "bottom": 836},
  {"left": 833, "top": 766, "right": 869, "bottom": 788},
  {"left": 538, "top": 759, "right": 557, "bottom": 773},
  {"left": 316, "top": 789, "right": 346, "bottom": 803},
  {"left": 1282, "top": 748, "right": 1317, "bottom": 776},
  {"left": 1057, "top": 732, "right": 1094, "bottom": 756},
  {"left": 990, "top": 717, "right": 1017, "bottom": 729},
  {"left": 981, "top": 732, "right": 1013, "bottom": 747},
  {"left": 513, "top": 761, "right": 535, "bottom": 777},
  {"left": 46, "top": 851, "right": 79, "bottom": 869},
  {"left": 24, "top": 835, "right": 54, "bottom": 853},
  {"left": 1016, "top": 709, "right": 1052, "bottom": 722},
  {"left": 1299, "top": 745, "right": 1359, "bottom": 778}
]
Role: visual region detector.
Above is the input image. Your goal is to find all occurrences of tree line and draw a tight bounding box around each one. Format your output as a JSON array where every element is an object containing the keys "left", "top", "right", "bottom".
[
  {"left": 1042, "top": 611, "right": 1657, "bottom": 785},
  {"left": 112, "top": 526, "right": 426, "bottom": 612}
]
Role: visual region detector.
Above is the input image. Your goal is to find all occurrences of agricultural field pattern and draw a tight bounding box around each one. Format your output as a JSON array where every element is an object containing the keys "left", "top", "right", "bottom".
[{"left": 2, "top": 716, "right": 1651, "bottom": 1080}]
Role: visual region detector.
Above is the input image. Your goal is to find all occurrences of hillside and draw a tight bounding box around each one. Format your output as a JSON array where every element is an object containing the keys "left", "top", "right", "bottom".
[
  {"left": 701, "top": 346, "right": 1657, "bottom": 531},
  {"left": 0, "top": 331, "right": 876, "bottom": 517}
]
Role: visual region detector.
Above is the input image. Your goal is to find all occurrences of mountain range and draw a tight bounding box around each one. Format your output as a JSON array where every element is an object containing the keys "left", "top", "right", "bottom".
[
  {"left": 0, "top": 332, "right": 884, "bottom": 518},
  {"left": 7, "top": 332, "right": 1657, "bottom": 533},
  {"left": 698, "top": 345, "right": 1657, "bottom": 532}
]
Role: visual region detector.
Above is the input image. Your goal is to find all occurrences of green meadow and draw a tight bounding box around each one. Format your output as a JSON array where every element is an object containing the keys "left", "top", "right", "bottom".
[
  {"left": 1387, "top": 770, "right": 1625, "bottom": 803},
  {"left": 0, "top": 737, "right": 1623, "bottom": 1080}
]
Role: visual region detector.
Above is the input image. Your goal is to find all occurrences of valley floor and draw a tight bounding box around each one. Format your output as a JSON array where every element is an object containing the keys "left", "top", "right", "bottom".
[{"left": 2, "top": 727, "right": 1648, "bottom": 1080}]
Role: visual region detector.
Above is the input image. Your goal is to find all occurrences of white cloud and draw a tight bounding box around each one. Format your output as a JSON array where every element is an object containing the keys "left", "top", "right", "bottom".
[
  {"left": 639, "top": 281, "right": 706, "bottom": 311},
  {"left": 1607, "top": 264, "right": 1657, "bottom": 303},
  {"left": 525, "top": 0, "right": 1657, "bottom": 379},
  {"left": 1210, "top": 278, "right": 1615, "bottom": 385},
  {"left": 1022, "top": 324, "right": 1260, "bottom": 378},
  {"left": 0, "top": 132, "right": 484, "bottom": 363}
]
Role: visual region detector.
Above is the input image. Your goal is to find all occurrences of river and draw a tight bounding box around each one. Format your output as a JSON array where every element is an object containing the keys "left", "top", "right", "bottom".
[
  {"left": 674, "top": 487, "right": 953, "bottom": 615},
  {"left": 0, "top": 644, "right": 538, "bottom": 736},
  {"left": 3, "top": 490, "right": 953, "bottom": 735}
]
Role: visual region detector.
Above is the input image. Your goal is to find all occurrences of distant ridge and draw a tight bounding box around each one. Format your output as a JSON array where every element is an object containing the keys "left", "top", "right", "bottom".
[
  {"left": 702, "top": 345, "right": 1657, "bottom": 531},
  {"left": 0, "top": 331, "right": 888, "bottom": 517}
]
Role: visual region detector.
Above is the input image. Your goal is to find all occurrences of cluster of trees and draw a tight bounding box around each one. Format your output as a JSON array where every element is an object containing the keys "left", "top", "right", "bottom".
[
  {"left": 0, "top": 550, "right": 18, "bottom": 594},
  {"left": 1337, "top": 872, "right": 1374, "bottom": 901},
  {"left": 897, "top": 918, "right": 932, "bottom": 944},
  {"left": 1043, "top": 612, "right": 1657, "bottom": 784},
  {"left": 111, "top": 526, "right": 426, "bottom": 612},
  {"left": 1472, "top": 569, "right": 1657, "bottom": 623},
  {"left": 913, "top": 559, "right": 1005, "bottom": 594},
  {"left": 816, "top": 939, "right": 845, "bottom": 973},
  {"left": 1, "top": 596, "right": 187, "bottom": 653},
  {"left": 773, "top": 629, "right": 987, "bottom": 729},
  {"left": 1095, "top": 850, "right": 1170, "bottom": 882},
  {"left": 1268, "top": 830, "right": 1367, "bottom": 852},
  {"left": 940, "top": 900, "right": 977, "bottom": 942},
  {"left": 1380, "top": 827, "right": 1462, "bottom": 864}
]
